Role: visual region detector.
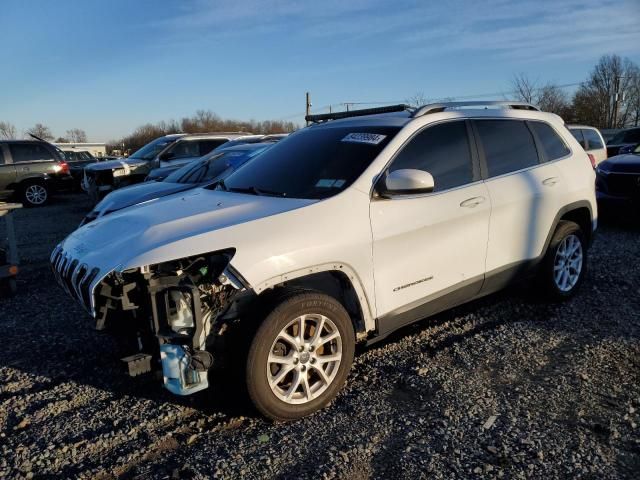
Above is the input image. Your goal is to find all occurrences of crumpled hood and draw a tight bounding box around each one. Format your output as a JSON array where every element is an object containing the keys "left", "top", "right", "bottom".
[
  {"left": 94, "top": 181, "right": 195, "bottom": 215},
  {"left": 600, "top": 154, "right": 640, "bottom": 173},
  {"left": 60, "top": 188, "right": 315, "bottom": 274},
  {"left": 85, "top": 157, "right": 148, "bottom": 172}
]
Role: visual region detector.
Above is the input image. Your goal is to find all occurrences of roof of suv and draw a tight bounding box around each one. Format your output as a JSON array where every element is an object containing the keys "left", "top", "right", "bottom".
[
  {"left": 307, "top": 102, "right": 563, "bottom": 130},
  {"left": 0, "top": 139, "right": 57, "bottom": 144},
  {"left": 175, "top": 132, "right": 254, "bottom": 140},
  {"left": 567, "top": 124, "right": 600, "bottom": 130}
]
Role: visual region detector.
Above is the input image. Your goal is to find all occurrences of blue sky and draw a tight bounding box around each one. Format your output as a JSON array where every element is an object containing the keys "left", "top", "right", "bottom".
[{"left": 1, "top": 0, "right": 639, "bottom": 142}]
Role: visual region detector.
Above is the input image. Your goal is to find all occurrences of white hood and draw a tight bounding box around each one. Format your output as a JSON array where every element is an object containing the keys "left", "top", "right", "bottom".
[{"left": 60, "top": 188, "right": 315, "bottom": 274}]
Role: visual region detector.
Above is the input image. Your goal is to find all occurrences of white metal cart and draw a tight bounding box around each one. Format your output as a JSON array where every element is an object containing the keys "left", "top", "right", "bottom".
[{"left": 0, "top": 203, "right": 22, "bottom": 295}]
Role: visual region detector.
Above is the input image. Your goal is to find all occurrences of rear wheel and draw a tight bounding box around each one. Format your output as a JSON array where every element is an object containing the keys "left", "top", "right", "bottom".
[
  {"left": 22, "top": 182, "right": 49, "bottom": 207},
  {"left": 246, "top": 292, "right": 355, "bottom": 421},
  {"left": 538, "top": 220, "right": 586, "bottom": 300}
]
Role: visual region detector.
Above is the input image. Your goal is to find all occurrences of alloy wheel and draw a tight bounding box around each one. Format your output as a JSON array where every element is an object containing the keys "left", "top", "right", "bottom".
[
  {"left": 267, "top": 314, "right": 342, "bottom": 405},
  {"left": 553, "top": 234, "right": 583, "bottom": 292},
  {"left": 25, "top": 184, "right": 47, "bottom": 205}
]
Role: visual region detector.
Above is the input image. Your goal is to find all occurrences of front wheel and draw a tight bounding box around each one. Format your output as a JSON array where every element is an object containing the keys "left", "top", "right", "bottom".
[
  {"left": 246, "top": 292, "right": 355, "bottom": 421},
  {"left": 537, "top": 220, "right": 587, "bottom": 300}
]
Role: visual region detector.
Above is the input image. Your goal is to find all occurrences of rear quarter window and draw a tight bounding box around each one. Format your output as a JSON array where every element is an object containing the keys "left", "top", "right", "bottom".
[
  {"left": 529, "top": 122, "right": 570, "bottom": 161},
  {"left": 583, "top": 129, "right": 604, "bottom": 150},
  {"left": 569, "top": 129, "right": 586, "bottom": 149}
]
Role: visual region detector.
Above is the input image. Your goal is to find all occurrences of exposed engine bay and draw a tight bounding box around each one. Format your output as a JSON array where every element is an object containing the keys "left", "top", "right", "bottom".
[{"left": 93, "top": 249, "right": 247, "bottom": 395}]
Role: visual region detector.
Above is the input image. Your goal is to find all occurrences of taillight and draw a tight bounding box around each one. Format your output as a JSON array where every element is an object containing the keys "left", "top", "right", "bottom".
[
  {"left": 56, "top": 161, "right": 70, "bottom": 174},
  {"left": 587, "top": 154, "right": 596, "bottom": 169}
]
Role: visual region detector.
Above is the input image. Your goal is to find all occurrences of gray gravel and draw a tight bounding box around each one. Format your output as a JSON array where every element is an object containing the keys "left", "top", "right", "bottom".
[{"left": 1, "top": 193, "right": 639, "bottom": 479}]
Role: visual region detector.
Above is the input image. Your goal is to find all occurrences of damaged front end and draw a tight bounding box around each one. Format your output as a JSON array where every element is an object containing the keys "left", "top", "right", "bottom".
[{"left": 64, "top": 248, "right": 249, "bottom": 396}]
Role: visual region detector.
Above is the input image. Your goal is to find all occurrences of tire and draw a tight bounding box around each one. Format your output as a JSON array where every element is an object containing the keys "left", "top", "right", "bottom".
[
  {"left": 246, "top": 291, "right": 355, "bottom": 421},
  {"left": 537, "top": 220, "right": 587, "bottom": 300},
  {"left": 21, "top": 182, "right": 49, "bottom": 207}
]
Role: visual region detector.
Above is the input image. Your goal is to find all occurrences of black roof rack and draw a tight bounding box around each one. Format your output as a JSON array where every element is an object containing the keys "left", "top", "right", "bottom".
[{"left": 305, "top": 104, "right": 412, "bottom": 123}]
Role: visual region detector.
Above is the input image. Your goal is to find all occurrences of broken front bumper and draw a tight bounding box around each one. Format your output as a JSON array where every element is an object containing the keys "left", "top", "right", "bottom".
[{"left": 51, "top": 244, "right": 248, "bottom": 396}]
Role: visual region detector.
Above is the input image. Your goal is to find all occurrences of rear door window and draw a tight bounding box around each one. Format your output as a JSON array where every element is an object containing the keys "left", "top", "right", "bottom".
[
  {"left": 583, "top": 129, "right": 604, "bottom": 150},
  {"left": 9, "top": 143, "right": 55, "bottom": 163},
  {"left": 167, "top": 141, "right": 201, "bottom": 160},
  {"left": 389, "top": 121, "right": 475, "bottom": 192},
  {"left": 475, "top": 120, "right": 539, "bottom": 177},
  {"left": 529, "top": 122, "right": 570, "bottom": 161},
  {"left": 570, "top": 129, "right": 586, "bottom": 149}
]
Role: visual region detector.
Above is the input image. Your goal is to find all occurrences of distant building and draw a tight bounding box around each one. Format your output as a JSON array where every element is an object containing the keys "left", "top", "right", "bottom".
[{"left": 54, "top": 142, "right": 106, "bottom": 157}]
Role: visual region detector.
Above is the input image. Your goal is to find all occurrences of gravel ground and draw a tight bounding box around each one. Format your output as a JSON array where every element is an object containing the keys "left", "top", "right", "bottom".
[{"left": 1, "top": 193, "right": 639, "bottom": 479}]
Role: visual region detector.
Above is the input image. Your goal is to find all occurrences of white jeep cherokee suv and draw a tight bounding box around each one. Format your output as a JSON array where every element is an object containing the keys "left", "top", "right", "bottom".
[{"left": 52, "top": 101, "right": 596, "bottom": 420}]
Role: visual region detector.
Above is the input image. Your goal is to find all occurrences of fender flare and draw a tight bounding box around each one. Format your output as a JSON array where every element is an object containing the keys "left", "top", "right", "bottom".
[
  {"left": 252, "top": 262, "right": 376, "bottom": 333},
  {"left": 542, "top": 200, "right": 595, "bottom": 254}
]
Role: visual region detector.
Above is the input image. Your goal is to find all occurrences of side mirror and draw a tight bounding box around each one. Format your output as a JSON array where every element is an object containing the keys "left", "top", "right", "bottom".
[{"left": 381, "top": 169, "right": 434, "bottom": 196}]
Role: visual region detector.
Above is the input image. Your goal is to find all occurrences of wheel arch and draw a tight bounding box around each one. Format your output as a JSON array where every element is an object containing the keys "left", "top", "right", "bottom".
[
  {"left": 8, "top": 175, "right": 50, "bottom": 191},
  {"left": 252, "top": 263, "right": 375, "bottom": 341},
  {"left": 559, "top": 205, "right": 593, "bottom": 246},
  {"left": 542, "top": 200, "right": 595, "bottom": 255}
]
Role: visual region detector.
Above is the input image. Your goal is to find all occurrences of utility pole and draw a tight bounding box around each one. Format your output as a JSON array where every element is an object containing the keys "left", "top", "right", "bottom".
[
  {"left": 305, "top": 92, "right": 312, "bottom": 126},
  {"left": 612, "top": 76, "right": 621, "bottom": 129},
  {"left": 612, "top": 75, "right": 630, "bottom": 128}
]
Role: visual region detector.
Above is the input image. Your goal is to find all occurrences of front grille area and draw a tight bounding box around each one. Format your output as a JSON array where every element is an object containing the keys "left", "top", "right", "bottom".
[
  {"left": 50, "top": 246, "right": 99, "bottom": 313},
  {"left": 605, "top": 173, "right": 640, "bottom": 196}
]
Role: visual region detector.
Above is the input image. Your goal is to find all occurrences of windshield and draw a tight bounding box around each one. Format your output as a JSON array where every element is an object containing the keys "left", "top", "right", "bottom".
[
  {"left": 130, "top": 136, "right": 180, "bottom": 160},
  {"left": 165, "top": 145, "right": 270, "bottom": 184},
  {"left": 64, "top": 151, "right": 94, "bottom": 162},
  {"left": 221, "top": 126, "right": 400, "bottom": 199}
]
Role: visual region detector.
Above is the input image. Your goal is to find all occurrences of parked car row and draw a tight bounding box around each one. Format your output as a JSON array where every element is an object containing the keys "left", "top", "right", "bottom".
[
  {"left": 81, "top": 133, "right": 285, "bottom": 202},
  {"left": 81, "top": 142, "right": 276, "bottom": 224},
  {"left": 52, "top": 100, "right": 603, "bottom": 420}
]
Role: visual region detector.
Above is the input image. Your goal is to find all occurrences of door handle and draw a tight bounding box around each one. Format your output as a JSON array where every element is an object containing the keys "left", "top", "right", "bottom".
[
  {"left": 460, "top": 196, "right": 485, "bottom": 208},
  {"left": 542, "top": 176, "right": 559, "bottom": 186}
]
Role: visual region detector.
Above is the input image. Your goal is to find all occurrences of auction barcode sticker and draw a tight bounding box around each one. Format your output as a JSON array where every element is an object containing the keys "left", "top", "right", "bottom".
[{"left": 341, "top": 133, "right": 387, "bottom": 145}]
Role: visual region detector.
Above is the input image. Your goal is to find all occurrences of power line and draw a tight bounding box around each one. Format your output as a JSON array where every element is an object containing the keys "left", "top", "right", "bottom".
[{"left": 280, "top": 81, "right": 585, "bottom": 121}]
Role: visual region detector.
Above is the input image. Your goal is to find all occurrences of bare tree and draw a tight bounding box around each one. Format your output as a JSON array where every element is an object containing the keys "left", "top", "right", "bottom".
[
  {"left": 511, "top": 74, "right": 571, "bottom": 116},
  {"left": 512, "top": 73, "right": 538, "bottom": 104},
  {"left": 26, "top": 123, "right": 54, "bottom": 141},
  {"left": 405, "top": 92, "right": 429, "bottom": 107},
  {"left": 0, "top": 121, "right": 17, "bottom": 140},
  {"left": 571, "top": 54, "right": 640, "bottom": 128},
  {"left": 65, "top": 128, "right": 87, "bottom": 143}
]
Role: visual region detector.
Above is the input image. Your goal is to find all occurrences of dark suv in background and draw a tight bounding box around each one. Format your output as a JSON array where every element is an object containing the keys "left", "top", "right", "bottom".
[
  {"left": 0, "top": 140, "right": 73, "bottom": 206},
  {"left": 606, "top": 127, "right": 640, "bottom": 157}
]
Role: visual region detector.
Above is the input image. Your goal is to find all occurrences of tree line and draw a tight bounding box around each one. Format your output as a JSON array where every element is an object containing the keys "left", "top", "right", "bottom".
[
  {"left": 107, "top": 111, "right": 297, "bottom": 154},
  {"left": 407, "top": 54, "right": 639, "bottom": 130},
  {"left": 511, "top": 55, "right": 640, "bottom": 129}
]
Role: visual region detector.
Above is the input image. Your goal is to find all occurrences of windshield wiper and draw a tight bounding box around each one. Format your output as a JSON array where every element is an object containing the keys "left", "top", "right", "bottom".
[
  {"left": 214, "top": 180, "right": 286, "bottom": 197},
  {"left": 252, "top": 187, "right": 287, "bottom": 197}
]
